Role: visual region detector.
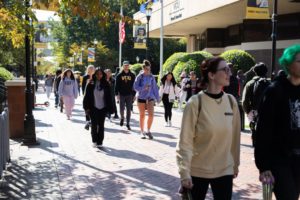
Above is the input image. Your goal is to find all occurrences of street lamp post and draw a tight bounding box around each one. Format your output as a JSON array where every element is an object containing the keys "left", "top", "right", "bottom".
[
  {"left": 23, "top": 0, "right": 38, "bottom": 145},
  {"left": 73, "top": 52, "right": 77, "bottom": 67},
  {"left": 136, "top": 56, "right": 140, "bottom": 63},
  {"left": 271, "top": 0, "right": 278, "bottom": 75},
  {"left": 93, "top": 39, "right": 98, "bottom": 64},
  {"left": 145, "top": 8, "right": 152, "bottom": 60}
]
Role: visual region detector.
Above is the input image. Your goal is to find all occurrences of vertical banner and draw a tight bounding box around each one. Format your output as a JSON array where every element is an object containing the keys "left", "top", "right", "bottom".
[
  {"left": 133, "top": 24, "right": 147, "bottom": 49},
  {"left": 88, "top": 48, "right": 95, "bottom": 62},
  {"left": 246, "top": 0, "right": 270, "bottom": 19}
]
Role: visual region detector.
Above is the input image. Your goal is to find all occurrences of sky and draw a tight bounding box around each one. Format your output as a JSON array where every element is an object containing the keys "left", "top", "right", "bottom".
[{"left": 33, "top": 10, "right": 60, "bottom": 22}]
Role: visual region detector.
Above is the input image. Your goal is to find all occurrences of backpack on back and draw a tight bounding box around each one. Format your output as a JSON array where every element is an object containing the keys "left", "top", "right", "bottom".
[{"left": 251, "top": 77, "right": 270, "bottom": 110}]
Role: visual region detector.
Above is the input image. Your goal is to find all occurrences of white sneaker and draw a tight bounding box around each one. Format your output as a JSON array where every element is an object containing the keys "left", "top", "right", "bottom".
[
  {"left": 164, "top": 122, "right": 169, "bottom": 127},
  {"left": 92, "top": 143, "right": 97, "bottom": 148},
  {"left": 168, "top": 121, "right": 172, "bottom": 127}
]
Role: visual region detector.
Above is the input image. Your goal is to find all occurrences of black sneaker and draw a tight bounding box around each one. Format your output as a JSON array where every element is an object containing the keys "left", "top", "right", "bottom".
[
  {"left": 126, "top": 125, "right": 131, "bottom": 131},
  {"left": 146, "top": 131, "right": 153, "bottom": 140},
  {"left": 84, "top": 122, "right": 90, "bottom": 130},
  {"left": 120, "top": 119, "right": 124, "bottom": 126},
  {"left": 60, "top": 107, "right": 63, "bottom": 113},
  {"left": 113, "top": 115, "right": 119, "bottom": 119}
]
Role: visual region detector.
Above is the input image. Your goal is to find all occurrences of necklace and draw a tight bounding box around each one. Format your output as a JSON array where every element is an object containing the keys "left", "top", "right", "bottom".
[{"left": 215, "top": 98, "right": 222, "bottom": 104}]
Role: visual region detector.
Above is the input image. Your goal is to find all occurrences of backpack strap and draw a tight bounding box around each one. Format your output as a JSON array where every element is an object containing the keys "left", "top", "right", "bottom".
[
  {"left": 227, "top": 94, "right": 234, "bottom": 110},
  {"left": 197, "top": 92, "right": 202, "bottom": 119}
]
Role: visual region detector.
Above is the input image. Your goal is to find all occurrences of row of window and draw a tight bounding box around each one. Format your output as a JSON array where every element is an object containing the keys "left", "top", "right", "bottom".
[{"left": 199, "top": 12, "right": 300, "bottom": 49}]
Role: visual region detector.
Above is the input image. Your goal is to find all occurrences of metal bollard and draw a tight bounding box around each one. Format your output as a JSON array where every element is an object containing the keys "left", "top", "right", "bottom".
[{"left": 0, "top": 108, "right": 10, "bottom": 181}]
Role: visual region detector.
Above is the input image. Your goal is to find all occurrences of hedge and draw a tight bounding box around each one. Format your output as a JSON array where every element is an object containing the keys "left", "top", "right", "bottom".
[
  {"left": 162, "top": 52, "right": 188, "bottom": 74},
  {"left": 0, "top": 67, "right": 13, "bottom": 81},
  {"left": 130, "top": 63, "right": 143, "bottom": 75},
  {"left": 173, "top": 60, "right": 198, "bottom": 83},
  {"left": 220, "top": 50, "right": 255, "bottom": 74}
]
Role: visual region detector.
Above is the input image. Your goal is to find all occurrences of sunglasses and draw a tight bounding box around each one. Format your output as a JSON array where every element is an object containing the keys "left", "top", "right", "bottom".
[{"left": 217, "top": 67, "right": 231, "bottom": 74}]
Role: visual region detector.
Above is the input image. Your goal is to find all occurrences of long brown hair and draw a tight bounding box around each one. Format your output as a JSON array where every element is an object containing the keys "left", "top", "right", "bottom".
[{"left": 62, "top": 69, "right": 75, "bottom": 80}]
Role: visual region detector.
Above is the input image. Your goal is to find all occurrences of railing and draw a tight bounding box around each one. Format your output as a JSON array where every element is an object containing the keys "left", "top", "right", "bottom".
[{"left": 0, "top": 108, "right": 10, "bottom": 183}]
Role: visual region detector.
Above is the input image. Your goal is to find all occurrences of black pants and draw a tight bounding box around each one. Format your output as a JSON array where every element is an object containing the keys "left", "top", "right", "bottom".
[
  {"left": 191, "top": 175, "right": 233, "bottom": 200},
  {"left": 162, "top": 93, "right": 173, "bottom": 122},
  {"left": 90, "top": 107, "right": 106, "bottom": 145},
  {"left": 271, "top": 156, "right": 300, "bottom": 200}
]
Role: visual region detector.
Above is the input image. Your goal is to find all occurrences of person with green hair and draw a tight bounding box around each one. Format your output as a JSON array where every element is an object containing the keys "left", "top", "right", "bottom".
[{"left": 254, "top": 44, "right": 300, "bottom": 200}]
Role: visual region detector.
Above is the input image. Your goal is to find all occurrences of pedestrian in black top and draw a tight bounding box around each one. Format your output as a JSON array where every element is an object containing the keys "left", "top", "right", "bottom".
[
  {"left": 105, "top": 68, "right": 119, "bottom": 120},
  {"left": 115, "top": 61, "right": 136, "bottom": 130},
  {"left": 82, "top": 65, "right": 95, "bottom": 130},
  {"left": 254, "top": 44, "right": 300, "bottom": 200},
  {"left": 83, "top": 68, "right": 113, "bottom": 148},
  {"left": 53, "top": 69, "right": 62, "bottom": 109},
  {"left": 183, "top": 71, "right": 203, "bottom": 101}
]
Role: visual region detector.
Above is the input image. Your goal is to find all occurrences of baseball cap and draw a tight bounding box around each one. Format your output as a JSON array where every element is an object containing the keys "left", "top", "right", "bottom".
[{"left": 123, "top": 61, "right": 130, "bottom": 65}]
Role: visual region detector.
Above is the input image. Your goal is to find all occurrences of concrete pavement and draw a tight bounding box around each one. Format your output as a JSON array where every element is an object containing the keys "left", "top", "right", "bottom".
[{"left": 0, "top": 90, "right": 264, "bottom": 200}]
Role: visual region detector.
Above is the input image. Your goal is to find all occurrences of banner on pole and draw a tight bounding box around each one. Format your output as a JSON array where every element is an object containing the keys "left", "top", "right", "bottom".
[
  {"left": 246, "top": 0, "right": 270, "bottom": 19},
  {"left": 119, "top": 21, "right": 126, "bottom": 44},
  {"left": 88, "top": 48, "right": 95, "bottom": 62},
  {"left": 133, "top": 24, "right": 147, "bottom": 49}
]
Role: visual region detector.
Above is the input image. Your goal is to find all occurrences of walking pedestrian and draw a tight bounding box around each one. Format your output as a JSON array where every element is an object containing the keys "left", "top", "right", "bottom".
[
  {"left": 58, "top": 69, "right": 78, "bottom": 120},
  {"left": 178, "top": 71, "right": 188, "bottom": 110},
  {"left": 105, "top": 69, "right": 119, "bottom": 120},
  {"left": 159, "top": 72, "right": 180, "bottom": 127},
  {"left": 183, "top": 71, "right": 203, "bottom": 101},
  {"left": 53, "top": 69, "right": 62, "bottom": 109},
  {"left": 134, "top": 60, "right": 160, "bottom": 139},
  {"left": 83, "top": 68, "right": 113, "bottom": 148},
  {"left": 115, "top": 61, "right": 136, "bottom": 130},
  {"left": 44, "top": 74, "right": 54, "bottom": 99},
  {"left": 176, "top": 57, "right": 241, "bottom": 200},
  {"left": 254, "top": 44, "right": 300, "bottom": 200},
  {"left": 82, "top": 65, "right": 95, "bottom": 130}
]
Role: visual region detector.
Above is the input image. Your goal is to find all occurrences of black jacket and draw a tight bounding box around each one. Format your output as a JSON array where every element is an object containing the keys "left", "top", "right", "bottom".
[
  {"left": 115, "top": 70, "right": 136, "bottom": 96},
  {"left": 254, "top": 77, "right": 295, "bottom": 172},
  {"left": 82, "top": 74, "right": 91, "bottom": 95},
  {"left": 83, "top": 80, "right": 113, "bottom": 114},
  {"left": 183, "top": 78, "right": 203, "bottom": 101}
]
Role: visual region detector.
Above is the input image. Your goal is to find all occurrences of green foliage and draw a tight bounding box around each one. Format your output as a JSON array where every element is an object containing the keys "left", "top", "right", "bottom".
[
  {"left": 173, "top": 60, "right": 198, "bottom": 82},
  {"left": 0, "top": 67, "right": 13, "bottom": 81},
  {"left": 163, "top": 52, "right": 188, "bottom": 74},
  {"left": 220, "top": 50, "right": 255, "bottom": 74},
  {"left": 130, "top": 63, "right": 143, "bottom": 75}
]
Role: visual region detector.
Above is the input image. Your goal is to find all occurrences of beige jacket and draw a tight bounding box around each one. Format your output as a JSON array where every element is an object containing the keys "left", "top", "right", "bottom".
[{"left": 176, "top": 92, "right": 241, "bottom": 180}]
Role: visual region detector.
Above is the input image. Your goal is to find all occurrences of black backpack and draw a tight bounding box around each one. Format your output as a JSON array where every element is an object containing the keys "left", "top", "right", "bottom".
[{"left": 251, "top": 77, "right": 270, "bottom": 110}]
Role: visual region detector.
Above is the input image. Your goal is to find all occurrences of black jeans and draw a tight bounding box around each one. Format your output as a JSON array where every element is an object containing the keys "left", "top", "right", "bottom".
[
  {"left": 54, "top": 92, "right": 59, "bottom": 106},
  {"left": 90, "top": 107, "right": 106, "bottom": 145},
  {"left": 191, "top": 175, "right": 233, "bottom": 200},
  {"left": 271, "top": 156, "right": 300, "bottom": 200},
  {"left": 162, "top": 93, "right": 173, "bottom": 122},
  {"left": 119, "top": 95, "right": 133, "bottom": 125}
]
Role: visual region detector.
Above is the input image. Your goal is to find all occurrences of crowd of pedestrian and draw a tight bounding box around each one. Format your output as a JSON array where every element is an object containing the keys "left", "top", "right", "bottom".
[{"left": 38, "top": 44, "right": 300, "bottom": 200}]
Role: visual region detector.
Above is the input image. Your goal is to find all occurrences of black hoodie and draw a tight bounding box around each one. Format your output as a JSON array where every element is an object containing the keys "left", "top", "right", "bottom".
[
  {"left": 115, "top": 70, "right": 136, "bottom": 96},
  {"left": 255, "top": 76, "right": 300, "bottom": 172}
]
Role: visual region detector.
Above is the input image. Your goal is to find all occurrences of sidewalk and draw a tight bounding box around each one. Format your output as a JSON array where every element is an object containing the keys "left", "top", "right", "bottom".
[{"left": 0, "top": 91, "right": 263, "bottom": 200}]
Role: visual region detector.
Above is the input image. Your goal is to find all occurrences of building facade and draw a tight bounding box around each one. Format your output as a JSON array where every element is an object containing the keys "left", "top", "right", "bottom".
[{"left": 134, "top": 0, "right": 300, "bottom": 72}]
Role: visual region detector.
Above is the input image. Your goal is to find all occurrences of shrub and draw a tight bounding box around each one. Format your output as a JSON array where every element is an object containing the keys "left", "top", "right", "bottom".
[
  {"left": 130, "top": 63, "right": 143, "bottom": 75},
  {"left": 220, "top": 50, "right": 255, "bottom": 74},
  {"left": 163, "top": 52, "right": 187, "bottom": 74},
  {"left": 173, "top": 60, "right": 198, "bottom": 83},
  {"left": 0, "top": 67, "right": 13, "bottom": 81}
]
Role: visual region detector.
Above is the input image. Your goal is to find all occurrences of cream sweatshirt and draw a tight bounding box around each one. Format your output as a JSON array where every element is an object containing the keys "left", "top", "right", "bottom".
[{"left": 176, "top": 91, "right": 241, "bottom": 180}]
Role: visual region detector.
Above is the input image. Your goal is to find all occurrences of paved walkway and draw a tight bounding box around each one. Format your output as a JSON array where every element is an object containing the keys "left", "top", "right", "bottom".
[{"left": 0, "top": 90, "right": 264, "bottom": 200}]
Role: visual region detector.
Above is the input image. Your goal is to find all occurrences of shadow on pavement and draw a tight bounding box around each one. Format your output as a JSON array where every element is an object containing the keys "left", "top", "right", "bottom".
[
  {"left": 101, "top": 147, "right": 157, "bottom": 163},
  {"left": 35, "top": 119, "right": 53, "bottom": 127}
]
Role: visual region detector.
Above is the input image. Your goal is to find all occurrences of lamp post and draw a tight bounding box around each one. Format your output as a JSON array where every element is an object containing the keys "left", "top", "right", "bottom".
[
  {"left": 271, "top": 0, "right": 278, "bottom": 76},
  {"left": 73, "top": 52, "right": 77, "bottom": 67},
  {"left": 145, "top": 8, "right": 152, "bottom": 60},
  {"left": 136, "top": 56, "right": 140, "bottom": 63},
  {"left": 23, "top": 0, "right": 38, "bottom": 145}
]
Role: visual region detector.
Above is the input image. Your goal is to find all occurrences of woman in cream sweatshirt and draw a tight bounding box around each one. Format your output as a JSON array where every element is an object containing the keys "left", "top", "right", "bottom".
[{"left": 176, "top": 56, "right": 241, "bottom": 200}]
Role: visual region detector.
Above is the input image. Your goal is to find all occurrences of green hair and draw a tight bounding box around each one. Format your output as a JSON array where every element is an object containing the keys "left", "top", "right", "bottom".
[{"left": 279, "top": 44, "right": 300, "bottom": 73}]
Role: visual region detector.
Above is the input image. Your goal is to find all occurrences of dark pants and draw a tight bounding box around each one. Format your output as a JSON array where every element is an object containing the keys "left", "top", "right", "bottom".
[
  {"left": 119, "top": 95, "right": 133, "bottom": 125},
  {"left": 162, "top": 93, "right": 173, "bottom": 122},
  {"left": 90, "top": 107, "right": 106, "bottom": 145},
  {"left": 108, "top": 97, "right": 118, "bottom": 119},
  {"left": 271, "top": 156, "right": 300, "bottom": 200},
  {"left": 55, "top": 92, "right": 59, "bottom": 106},
  {"left": 191, "top": 175, "right": 233, "bottom": 200}
]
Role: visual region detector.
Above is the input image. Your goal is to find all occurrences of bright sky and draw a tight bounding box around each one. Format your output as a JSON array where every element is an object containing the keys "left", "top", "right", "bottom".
[{"left": 33, "top": 9, "right": 60, "bottom": 22}]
